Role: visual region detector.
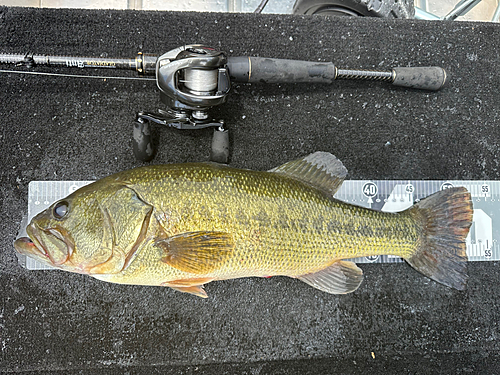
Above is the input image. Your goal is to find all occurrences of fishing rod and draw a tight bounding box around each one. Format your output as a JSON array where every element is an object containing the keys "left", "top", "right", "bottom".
[{"left": 0, "top": 45, "right": 449, "bottom": 163}]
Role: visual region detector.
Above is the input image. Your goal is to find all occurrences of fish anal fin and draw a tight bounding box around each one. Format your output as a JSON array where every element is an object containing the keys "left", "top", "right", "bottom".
[
  {"left": 162, "top": 278, "right": 214, "bottom": 298},
  {"left": 269, "top": 151, "right": 347, "bottom": 196},
  {"left": 156, "top": 231, "right": 234, "bottom": 274},
  {"left": 298, "top": 260, "right": 363, "bottom": 294}
]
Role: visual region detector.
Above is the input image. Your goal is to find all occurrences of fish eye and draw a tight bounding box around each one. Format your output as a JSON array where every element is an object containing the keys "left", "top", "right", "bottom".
[{"left": 53, "top": 200, "right": 69, "bottom": 219}]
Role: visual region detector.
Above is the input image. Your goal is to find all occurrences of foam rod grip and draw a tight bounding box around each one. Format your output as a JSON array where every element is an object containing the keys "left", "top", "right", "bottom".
[
  {"left": 392, "top": 67, "right": 449, "bottom": 91},
  {"left": 227, "top": 56, "right": 336, "bottom": 84}
]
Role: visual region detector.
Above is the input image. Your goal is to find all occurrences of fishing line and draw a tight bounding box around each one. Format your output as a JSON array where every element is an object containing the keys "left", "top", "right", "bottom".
[{"left": 0, "top": 69, "right": 156, "bottom": 81}]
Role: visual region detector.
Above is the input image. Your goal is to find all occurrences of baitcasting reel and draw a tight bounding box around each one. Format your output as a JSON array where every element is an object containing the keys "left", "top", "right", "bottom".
[
  {"left": 0, "top": 45, "right": 449, "bottom": 163},
  {"left": 134, "top": 45, "right": 232, "bottom": 163}
]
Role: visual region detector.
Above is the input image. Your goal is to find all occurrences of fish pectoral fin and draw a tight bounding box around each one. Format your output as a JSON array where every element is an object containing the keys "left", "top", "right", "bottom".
[
  {"left": 162, "top": 278, "right": 214, "bottom": 298},
  {"left": 269, "top": 151, "right": 347, "bottom": 196},
  {"left": 155, "top": 231, "right": 234, "bottom": 274},
  {"left": 298, "top": 260, "right": 363, "bottom": 294}
]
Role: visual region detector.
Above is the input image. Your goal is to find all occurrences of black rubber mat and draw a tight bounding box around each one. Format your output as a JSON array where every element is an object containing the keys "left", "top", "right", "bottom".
[{"left": 1, "top": 6, "right": 499, "bottom": 373}]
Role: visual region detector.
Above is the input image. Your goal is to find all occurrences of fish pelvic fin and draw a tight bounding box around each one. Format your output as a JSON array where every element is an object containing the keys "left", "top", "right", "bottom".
[
  {"left": 169, "top": 286, "right": 208, "bottom": 298},
  {"left": 298, "top": 260, "right": 363, "bottom": 294},
  {"left": 155, "top": 231, "right": 234, "bottom": 274},
  {"left": 405, "top": 187, "right": 473, "bottom": 290},
  {"left": 162, "top": 278, "right": 214, "bottom": 298},
  {"left": 269, "top": 151, "right": 347, "bottom": 196}
]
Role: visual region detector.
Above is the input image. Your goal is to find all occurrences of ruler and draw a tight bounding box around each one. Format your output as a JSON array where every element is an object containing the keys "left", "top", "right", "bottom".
[{"left": 17, "top": 180, "right": 497, "bottom": 270}]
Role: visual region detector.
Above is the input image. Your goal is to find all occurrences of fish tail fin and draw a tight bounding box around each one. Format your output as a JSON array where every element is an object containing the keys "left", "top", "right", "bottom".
[{"left": 405, "top": 187, "right": 473, "bottom": 290}]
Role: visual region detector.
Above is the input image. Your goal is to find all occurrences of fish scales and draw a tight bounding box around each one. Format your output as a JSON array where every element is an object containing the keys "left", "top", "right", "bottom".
[{"left": 102, "top": 163, "right": 419, "bottom": 283}]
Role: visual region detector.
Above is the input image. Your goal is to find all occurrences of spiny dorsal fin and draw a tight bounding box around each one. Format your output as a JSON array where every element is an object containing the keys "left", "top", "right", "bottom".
[
  {"left": 298, "top": 260, "right": 363, "bottom": 294},
  {"left": 269, "top": 152, "right": 347, "bottom": 196},
  {"left": 155, "top": 231, "right": 234, "bottom": 274}
]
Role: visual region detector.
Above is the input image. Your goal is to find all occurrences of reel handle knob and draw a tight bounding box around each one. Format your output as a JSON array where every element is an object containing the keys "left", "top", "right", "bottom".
[
  {"left": 133, "top": 117, "right": 156, "bottom": 162},
  {"left": 210, "top": 127, "right": 230, "bottom": 164}
]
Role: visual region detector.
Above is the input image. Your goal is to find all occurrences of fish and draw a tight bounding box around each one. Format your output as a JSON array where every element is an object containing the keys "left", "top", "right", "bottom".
[{"left": 14, "top": 152, "right": 473, "bottom": 298}]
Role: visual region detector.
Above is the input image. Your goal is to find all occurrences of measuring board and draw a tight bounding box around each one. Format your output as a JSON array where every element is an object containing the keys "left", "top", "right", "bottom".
[{"left": 17, "top": 180, "right": 498, "bottom": 270}]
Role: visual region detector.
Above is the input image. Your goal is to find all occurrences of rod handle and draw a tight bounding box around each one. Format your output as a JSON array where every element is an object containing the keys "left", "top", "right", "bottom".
[
  {"left": 392, "top": 67, "right": 449, "bottom": 91},
  {"left": 227, "top": 56, "right": 335, "bottom": 84}
]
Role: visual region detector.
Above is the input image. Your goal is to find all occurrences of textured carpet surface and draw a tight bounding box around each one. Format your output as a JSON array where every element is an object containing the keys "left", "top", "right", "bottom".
[{"left": 1, "top": 6, "right": 500, "bottom": 373}]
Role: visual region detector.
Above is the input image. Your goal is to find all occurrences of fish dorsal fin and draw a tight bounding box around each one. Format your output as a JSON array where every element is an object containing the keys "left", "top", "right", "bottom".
[
  {"left": 155, "top": 231, "right": 234, "bottom": 274},
  {"left": 298, "top": 260, "right": 363, "bottom": 294},
  {"left": 269, "top": 152, "right": 347, "bottom": 196}
]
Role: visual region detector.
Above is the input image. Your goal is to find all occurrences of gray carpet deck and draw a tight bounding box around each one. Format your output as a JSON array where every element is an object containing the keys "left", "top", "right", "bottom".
[{"left": 1, "top": 6, "right": 499, "bottom": 373}]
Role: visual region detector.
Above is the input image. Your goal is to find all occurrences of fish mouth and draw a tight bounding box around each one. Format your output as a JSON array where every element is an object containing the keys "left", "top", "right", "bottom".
[
  {"left": 14, "top": 223, "right": 74, "bottom": 266},
  {"left": 14, "top": 236, "right": 46, "bottom": 257}
]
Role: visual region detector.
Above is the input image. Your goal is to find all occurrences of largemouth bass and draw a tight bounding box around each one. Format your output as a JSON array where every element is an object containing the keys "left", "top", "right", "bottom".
[{"left": 14, "top": 152, "right": 473, "bottom": 297}]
